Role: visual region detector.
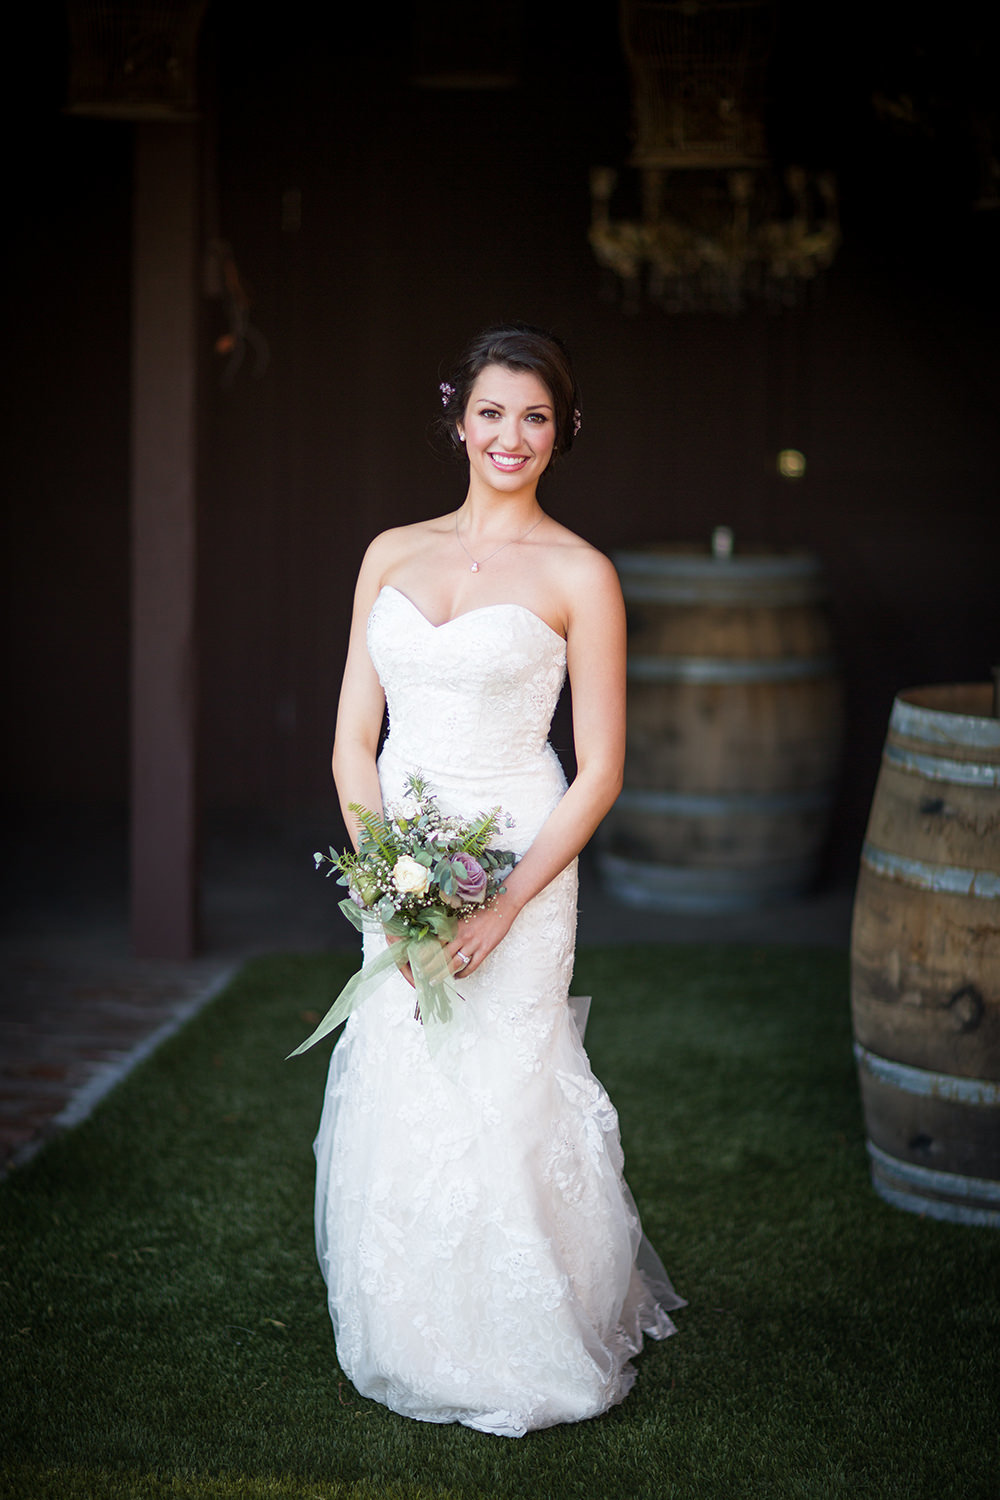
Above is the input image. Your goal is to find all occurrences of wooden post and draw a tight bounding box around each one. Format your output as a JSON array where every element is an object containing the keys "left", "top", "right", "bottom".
[{"left": 130, "top": 122, "right": 200, "bottom": 957}]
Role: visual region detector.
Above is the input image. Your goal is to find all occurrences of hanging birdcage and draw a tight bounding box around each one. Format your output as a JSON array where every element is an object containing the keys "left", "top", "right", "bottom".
[
  {"left": 64, "top": 0, "right": 208, "bottom": 120},
  {"left": 622, "top": 0, "right": 773, "bottom": 169}
]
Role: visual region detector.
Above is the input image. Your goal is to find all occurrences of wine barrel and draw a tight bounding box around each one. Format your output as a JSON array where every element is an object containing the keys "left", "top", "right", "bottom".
[
  {"left": 599, "top": 546, "right": 843, "bottom": 910},
  {"left": 851, "top": 684, "right": 1000, "bottom": 1227}
]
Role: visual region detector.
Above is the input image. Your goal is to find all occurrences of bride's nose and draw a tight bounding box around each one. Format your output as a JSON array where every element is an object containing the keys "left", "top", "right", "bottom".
[{"left": 496, "top": 415, "right": 523, "bottom": 449}]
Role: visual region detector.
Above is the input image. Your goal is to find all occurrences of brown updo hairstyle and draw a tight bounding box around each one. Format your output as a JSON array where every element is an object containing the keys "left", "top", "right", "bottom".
[{"left": 434, "top": 323, "right": 581, "bottom": 465}]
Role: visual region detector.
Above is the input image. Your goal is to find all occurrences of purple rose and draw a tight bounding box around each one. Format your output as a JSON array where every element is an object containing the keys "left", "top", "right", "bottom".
[{"left": 450, "top": 852, "right": 487, "bottom": 904}]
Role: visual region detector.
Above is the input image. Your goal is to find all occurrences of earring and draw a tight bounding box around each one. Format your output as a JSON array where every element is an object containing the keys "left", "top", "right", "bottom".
[{"left": 458, "top": 431, "right": 466, "bottom": 443}]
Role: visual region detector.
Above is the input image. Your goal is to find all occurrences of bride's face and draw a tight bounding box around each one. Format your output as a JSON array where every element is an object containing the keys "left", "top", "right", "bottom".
[{"left": 458, "top": 364, "right": 556, "bottom": 492}]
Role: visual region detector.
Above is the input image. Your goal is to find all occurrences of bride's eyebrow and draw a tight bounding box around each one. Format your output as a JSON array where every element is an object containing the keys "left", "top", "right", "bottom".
[{"left": 475, "top": 398, "right": 554, "bottom": 412}]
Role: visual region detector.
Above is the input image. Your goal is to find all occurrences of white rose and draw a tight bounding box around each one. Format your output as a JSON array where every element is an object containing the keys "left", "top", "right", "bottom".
[{"left": 392, "top": 855, "right": 430, "bottom": 896}]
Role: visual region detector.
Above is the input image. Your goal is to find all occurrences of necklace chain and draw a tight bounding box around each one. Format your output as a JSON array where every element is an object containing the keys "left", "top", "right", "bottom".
[{"left": 455, "top": 512, "right": 543, "bottom": 573}]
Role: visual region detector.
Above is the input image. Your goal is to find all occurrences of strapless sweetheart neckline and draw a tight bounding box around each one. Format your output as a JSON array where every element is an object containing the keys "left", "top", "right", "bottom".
[{"left": 378, "top": 584, "right": 565, "bottom": 643}]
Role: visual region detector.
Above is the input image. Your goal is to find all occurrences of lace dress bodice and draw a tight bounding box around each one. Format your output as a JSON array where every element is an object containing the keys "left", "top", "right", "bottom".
[
  {"left": 370, "top": 586, "right": 567, "bottom": 771},
  {"left": 368, "top": 585, "right": 571, "bottom": 855}
]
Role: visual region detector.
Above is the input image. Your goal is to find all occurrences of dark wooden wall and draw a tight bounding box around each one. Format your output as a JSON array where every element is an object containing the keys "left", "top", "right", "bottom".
[{"left": 4, "top": 2, "right": 998, "bottom": 885}]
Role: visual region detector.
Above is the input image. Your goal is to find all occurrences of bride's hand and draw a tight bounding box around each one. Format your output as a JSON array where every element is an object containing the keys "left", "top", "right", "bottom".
[
  {"left": 385, "top": 933, "right": 425, "bottom": 1022},
  {"left": 384, "top": 932, "right": 415, "bottom": 988},
  {"left": 447, "top": 900, "right": 516, "bottom": 980}
]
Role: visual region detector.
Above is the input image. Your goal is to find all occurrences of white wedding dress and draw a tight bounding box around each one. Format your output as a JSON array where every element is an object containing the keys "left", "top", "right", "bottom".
[{"left": 313, "top": 584, "right": 684, "bottom": 1437}]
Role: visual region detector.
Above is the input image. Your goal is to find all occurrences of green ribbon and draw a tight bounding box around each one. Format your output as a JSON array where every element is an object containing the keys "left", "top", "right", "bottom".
[{"left": 286, "top": 899, "right": 465, "bottom": 1060}]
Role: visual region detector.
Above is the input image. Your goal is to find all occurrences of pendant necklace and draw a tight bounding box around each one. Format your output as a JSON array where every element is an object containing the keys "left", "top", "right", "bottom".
[{"left": 455, "top": 512, "right": 544, "bottom": 573}]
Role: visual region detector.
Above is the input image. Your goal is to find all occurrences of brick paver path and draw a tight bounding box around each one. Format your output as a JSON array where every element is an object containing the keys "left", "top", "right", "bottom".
[{"left": 0, "top": 936, "right": 233, "bottom": 1174}]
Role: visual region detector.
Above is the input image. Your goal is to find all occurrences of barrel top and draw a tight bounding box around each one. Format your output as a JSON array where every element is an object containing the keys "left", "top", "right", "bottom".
[
  {"left": 614, "top": 547, "right": 822, "bottom": 582},
  {"left": 890, "top": 685, "right": 1000, "bottom": 751}
]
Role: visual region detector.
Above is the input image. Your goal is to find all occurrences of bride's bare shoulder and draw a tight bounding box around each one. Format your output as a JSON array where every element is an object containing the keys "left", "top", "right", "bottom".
[
  {"left": 542, "top": 519, "right": 622, "bottom": 596},
  {"left": 361, "top": 513, "right": 454, "bottom": 573}
]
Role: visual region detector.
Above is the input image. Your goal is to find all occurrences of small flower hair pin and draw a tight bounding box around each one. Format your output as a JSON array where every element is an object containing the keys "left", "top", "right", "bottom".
[
  {"left": 572, "top": 408, "right": 582, "bottom": 436},
  {"left": 439, "top": 382, "right": 455, "bottom": 407}
]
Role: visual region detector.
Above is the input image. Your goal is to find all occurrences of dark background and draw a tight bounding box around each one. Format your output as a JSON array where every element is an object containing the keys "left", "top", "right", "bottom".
[{"left": 3, "top": 1, "right": 998, "bottom": 908}]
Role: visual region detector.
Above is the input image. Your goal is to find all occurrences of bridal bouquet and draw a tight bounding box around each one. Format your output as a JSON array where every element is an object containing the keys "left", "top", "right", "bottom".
[{"left": 287, "top": 774, "right": 517, "bottom": 1058}]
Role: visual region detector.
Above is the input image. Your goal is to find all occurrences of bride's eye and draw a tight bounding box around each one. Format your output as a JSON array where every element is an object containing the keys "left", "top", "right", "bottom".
[
  {"left": 525, "top": 413, "right": 549, "bottom": 424},
  {"left": 477, "top": 407, "right": 501, "bottom": 420}
]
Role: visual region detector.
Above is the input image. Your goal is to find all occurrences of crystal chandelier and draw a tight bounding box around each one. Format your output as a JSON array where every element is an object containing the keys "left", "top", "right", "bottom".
[{"left": 590, "top": 1, "right": 840, "bottom": 313}]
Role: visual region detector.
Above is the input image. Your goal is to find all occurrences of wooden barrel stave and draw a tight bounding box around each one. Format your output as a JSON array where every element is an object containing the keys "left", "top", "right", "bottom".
[
  {"left": 851, "top": 868, "right": 1000, "bottom": 1077},
  {"left": 856, "top": 1047, "right": 1000, "bottom": 1182},
  {"left": 608, "top": 796, "right": 832, "bottom": 865},
  {"left": 863, "top": 763, "right": 999, "bottom": 872},
  {"left": 600, "top": 850, "right": 820, "bottom": 911},
  {"left": 850, "top": 683, "right": 1000, "bottom": 1226},
  {"left": 625, "top": 678, "right": 842, "bottom": 793},
  {"left": 624, "top": 599, "right": 833, "bottom": 661}
]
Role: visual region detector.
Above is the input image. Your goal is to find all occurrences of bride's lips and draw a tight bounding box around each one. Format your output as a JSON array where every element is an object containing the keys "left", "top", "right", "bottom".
[{"left": 488, "top": 452, "right": 530, "bottom": 471}]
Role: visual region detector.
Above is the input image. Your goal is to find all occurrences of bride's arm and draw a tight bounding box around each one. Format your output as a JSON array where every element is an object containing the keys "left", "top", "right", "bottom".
[
  {"left": 331, "top": 543, "right": 391, "bottom": 848},
  {"left": 448, "top": 549, "right": 626, "bottom": 975}
]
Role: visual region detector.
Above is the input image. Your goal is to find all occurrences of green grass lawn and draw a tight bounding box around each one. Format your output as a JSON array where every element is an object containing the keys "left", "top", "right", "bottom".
[{"left": 2, "top": 945, "right": 998, "bottom": 1500}]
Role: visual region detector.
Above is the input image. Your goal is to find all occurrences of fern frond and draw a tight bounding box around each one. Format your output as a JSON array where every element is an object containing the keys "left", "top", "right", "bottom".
[
  {"left": 348, "top": 802, "right": 396, "bottom": 860},
  {"left": 461, "top": 807, "right": 502, "bottom": 857}
]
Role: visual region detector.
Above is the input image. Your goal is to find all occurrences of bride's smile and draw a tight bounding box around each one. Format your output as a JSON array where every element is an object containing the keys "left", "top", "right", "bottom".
[{"left": 487, "top": 452, "right": 529, "bottom": 472}]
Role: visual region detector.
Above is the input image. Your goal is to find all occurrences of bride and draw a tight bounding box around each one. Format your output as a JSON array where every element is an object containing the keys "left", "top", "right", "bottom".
[{"left": 313, "top": 324, "right": 684, "bottom": 1437}]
